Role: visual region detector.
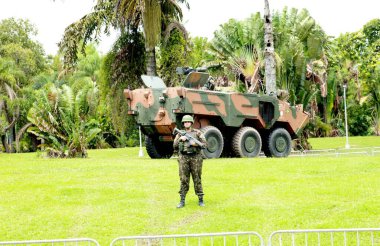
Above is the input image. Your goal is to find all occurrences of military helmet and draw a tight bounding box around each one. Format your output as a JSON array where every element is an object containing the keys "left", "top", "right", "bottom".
[{"left": 182, "top": 115, "right": 194, "bottom": 123}]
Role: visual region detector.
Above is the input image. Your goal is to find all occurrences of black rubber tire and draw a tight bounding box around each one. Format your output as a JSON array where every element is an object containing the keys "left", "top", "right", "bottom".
[
  {"left": 261, "top": 131, "right": 272, "bottom": 157},
  {"left": 145, "top": 136, "right": 173, "bottom": 159},
  {"left": 232, "top": 127, "right": 262, "bottom": 157},
  {"left": 266, "top": 128, "right": 292, "bottom": 157},
  {"left": 201, "top": 126, "right": 224, "bottom": 159}
]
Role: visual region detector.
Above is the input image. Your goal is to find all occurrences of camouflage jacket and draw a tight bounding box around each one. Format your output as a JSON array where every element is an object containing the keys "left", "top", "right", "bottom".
[{"left": 173, "top": 128, "right": 207, "bottom": 155}]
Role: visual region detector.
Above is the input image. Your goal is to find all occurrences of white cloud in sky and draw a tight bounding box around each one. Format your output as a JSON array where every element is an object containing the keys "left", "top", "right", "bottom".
[{"left": 0, "top": 0, "right": 379, "bottom": 55}]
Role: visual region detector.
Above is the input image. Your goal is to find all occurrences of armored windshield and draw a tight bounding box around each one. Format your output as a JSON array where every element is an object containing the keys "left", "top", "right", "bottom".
[{"left": 141, "top": 75, "right": 167, "bottom": 89}]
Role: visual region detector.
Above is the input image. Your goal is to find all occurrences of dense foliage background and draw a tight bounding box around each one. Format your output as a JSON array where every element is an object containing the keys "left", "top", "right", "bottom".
[{"left": 0, "top": 1, "right": 379, "bottom": 156}]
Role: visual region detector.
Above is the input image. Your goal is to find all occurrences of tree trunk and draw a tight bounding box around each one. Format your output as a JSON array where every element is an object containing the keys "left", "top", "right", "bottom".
[
  {"left": 1, "top": 100, "right": 17, "bottom": 153},
  {"left": 16, "top": 122, "right": 33, "bottom": 152},
  {"left": 146, "top": 47, "right": 157, "bottom": 76},
  {"left": 264, "top": 0, "right": 276, "bottom": 96},
  {"left": 1, "top": 135, "right": 12, "bottom": 153}
]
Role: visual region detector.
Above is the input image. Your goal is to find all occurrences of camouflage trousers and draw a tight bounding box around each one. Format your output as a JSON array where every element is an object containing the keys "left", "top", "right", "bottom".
[{"left": 178, "top": 153, "right": 204, "bottom": 197}]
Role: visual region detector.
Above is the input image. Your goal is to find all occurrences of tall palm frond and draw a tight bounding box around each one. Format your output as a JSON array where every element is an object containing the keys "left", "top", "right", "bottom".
[
  {"left": 294, "top": 9, "right": 315, "bottom": 42},
  {"left": 60, "top": 0, "right": 188, "bottom": 76},
  {"left": 228, "top": 46, "right": 263, "bottom": 92}
]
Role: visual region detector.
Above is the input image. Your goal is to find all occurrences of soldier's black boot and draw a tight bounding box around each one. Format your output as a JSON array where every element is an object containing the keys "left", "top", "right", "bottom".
[
  {"left": 176, "top": 195, "right": 185, "bottom": 208},
  {"left": 198, "top": 196, "right": 205, "bottom": 207}
]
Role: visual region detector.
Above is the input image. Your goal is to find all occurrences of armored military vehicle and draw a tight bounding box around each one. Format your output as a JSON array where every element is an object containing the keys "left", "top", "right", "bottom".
[{"left": 124, "top": 68, "right": 309, "bottom": 159}]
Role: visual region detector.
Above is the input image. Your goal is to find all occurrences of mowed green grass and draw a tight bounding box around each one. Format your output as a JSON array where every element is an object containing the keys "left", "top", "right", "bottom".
[
  {"left": 1, "top": 137, "right": 380, "bottom": 245},
  {"left": 309, "top": 135, "right": 380, "bottom": 149}
]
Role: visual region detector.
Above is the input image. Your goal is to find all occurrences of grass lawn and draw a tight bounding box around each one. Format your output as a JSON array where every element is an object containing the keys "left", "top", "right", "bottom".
[
  {"left": 1, "top": 137, "right": 380, "bottom": 245},
  {"left": 309, "top": 136, "right": 380, "bottom": 149}
]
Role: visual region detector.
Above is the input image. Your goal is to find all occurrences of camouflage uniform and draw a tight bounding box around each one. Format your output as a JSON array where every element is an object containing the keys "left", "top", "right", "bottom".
[{"left": 173, "top": 128, "right": 207, "bottom": 198}]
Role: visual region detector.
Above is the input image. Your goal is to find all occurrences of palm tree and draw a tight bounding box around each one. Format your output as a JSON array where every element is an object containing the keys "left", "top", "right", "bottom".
[
  {"left": 117, "top": 0, "right": 189, "bottom": 76},
  {"left": 228, "top": 46, "right": 264, "bottom": 93},
  {"left": 209, "top": 6, "right": 328, "bottom": 101},
  {"left": 209, "top": 14, "right": 268, "bottom": 92},
  {"left": 273, "top": 8, "right": 328, "bottom": 105},
  {"left": 59, "top": 0, "right": 189, "bottom": 76}
]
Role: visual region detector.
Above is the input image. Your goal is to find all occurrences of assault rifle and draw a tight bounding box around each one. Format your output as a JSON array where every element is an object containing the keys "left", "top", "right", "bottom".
[{"left": 173, "top": 128, "right": 206, "bottom": 149}]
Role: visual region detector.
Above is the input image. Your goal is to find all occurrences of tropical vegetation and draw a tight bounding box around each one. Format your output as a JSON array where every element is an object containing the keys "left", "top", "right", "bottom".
[
  {"left": 0, "top": 18, "right": 46, "bottom": 153},
  {"left": 0, "top": 0, "right": 379, "bottom": 155}
]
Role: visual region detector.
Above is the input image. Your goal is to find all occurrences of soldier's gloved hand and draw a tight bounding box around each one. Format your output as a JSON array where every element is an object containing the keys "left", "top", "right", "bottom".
[{"left": 179, "top": 136, "right": 187, "bottom": 142}]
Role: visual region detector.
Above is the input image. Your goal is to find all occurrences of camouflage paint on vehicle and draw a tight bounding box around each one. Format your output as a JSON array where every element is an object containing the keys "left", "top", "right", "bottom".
[{"left": 124, "top": 71, "right": 309, "bottom": 158}]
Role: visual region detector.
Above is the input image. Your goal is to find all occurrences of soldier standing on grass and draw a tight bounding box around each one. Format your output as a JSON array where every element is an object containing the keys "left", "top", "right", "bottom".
[{"left": 173, "top": 115, "right": 207, "bottom": 208}]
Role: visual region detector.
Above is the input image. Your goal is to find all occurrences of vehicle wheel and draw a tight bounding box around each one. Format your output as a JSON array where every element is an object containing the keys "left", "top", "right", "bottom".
[
  {"left": 201, "top": 126, "right": 224, "bottom": 159},
  {"left": 266, "top": 128, "right": 292, "bottom": 157},
  {"left": 232, "top": 127, "right": 262, "bottom": 157},
  {"left": 261, "top": 131, "right": 272, "bottom": 157},
  {"left": 145, "top": 136, "right": 173, "bottom": 159}
]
